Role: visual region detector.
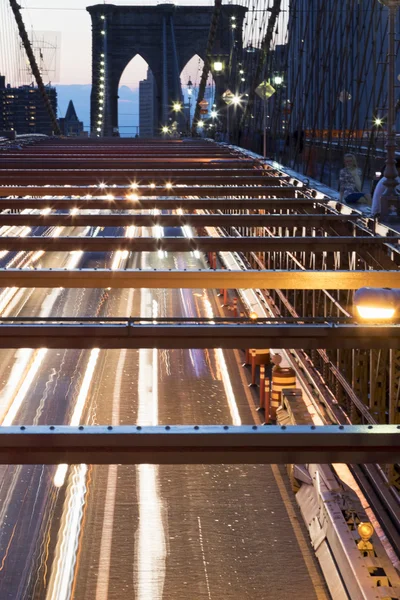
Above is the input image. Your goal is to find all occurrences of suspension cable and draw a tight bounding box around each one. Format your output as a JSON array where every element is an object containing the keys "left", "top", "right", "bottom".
[
  {"left": 191, "top": 0, "right": 222, "bottom": 136},
  {"left": 8, "top": 0, "right": 61, "bottom": 135}
]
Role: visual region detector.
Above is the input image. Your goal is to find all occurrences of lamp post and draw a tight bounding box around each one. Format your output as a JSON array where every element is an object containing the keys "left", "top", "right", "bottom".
[
  {"left": 378, "top": 0, "right": 400, "bottom": 217},
  {"left": 255, "top": 81, "right": 276, "bottom": 158},
  {"left": 187, "top": 78, "right": 193, "bottom": 134}
]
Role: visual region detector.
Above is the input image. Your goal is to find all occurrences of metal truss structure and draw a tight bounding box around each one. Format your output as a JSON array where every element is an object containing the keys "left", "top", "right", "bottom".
[
  {"left": 1, "top": 138, "right": 400, "bottom": 489},
  {"left": 0, "top": 425, "right": 397, "bottom": 465}
]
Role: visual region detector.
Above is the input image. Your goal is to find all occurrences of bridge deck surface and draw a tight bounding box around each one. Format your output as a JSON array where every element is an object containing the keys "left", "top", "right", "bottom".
[{"left": 0, "top": 138, "right": 334, "bottom": 599}]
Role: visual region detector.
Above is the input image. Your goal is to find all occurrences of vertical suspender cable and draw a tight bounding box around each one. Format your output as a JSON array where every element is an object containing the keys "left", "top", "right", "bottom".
[
  {"left": 191, "top": 0, "right": 222, "bottom": 137},
  {"left": 162, "top": 16, "right": 169, "bottom": 126},
  {"left": 8, "top": 0, "right": 61, "bottom": 135}
]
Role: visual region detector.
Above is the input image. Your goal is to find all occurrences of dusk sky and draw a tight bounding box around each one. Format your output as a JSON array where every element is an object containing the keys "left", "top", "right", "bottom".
[{"left": 21, "top": 0, "right": 217, "bottom": 85}]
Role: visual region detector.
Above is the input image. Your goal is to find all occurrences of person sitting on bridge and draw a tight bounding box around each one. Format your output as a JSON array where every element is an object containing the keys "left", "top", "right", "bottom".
[
  {"left": 339, "top": 153, "right": 370, "bottom": 204},
  {"left": 371, "top": 158, "right": 400, "bottom": 218}
]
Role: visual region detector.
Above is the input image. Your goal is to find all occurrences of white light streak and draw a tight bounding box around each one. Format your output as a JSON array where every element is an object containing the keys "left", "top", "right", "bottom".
[
  {"left": 202, "top": 295, "right": 241, "bottom": 425},
  {"left": 1, "top": 349, "right": 48, "bottom": 426},
  {"left": 134, "top": 270, "right": 166, "bottom": 599},
  {"left": 53, "top": 348, "right": 100, "bottom": 488}
]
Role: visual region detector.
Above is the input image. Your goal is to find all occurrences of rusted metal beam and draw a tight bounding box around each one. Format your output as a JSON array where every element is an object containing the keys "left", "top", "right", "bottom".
[
  {"left": 0, "top": 269, "right": 398, "bottom": 289},
  {"left": 0, "top": 425, "right": 397, "bottom": 465},
  {"left": 0, "top": 213, "right": 359, "bottom": 228},
  {"left": 0, "top": 185, "right": 297, "bottom": 198},
  {"left": 0, "top": 322, "right": 398, "bottom": 349},
  {"left": 0, "top": 198, "right": 319, "bottom": 210},
  {"left": 0, "top": 236, "right": 393, "bottom": 252}
]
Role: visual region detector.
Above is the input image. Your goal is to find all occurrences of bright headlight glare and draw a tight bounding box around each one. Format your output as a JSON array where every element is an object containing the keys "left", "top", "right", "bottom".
[{"left": 356, "top": 305, "right": 395, "bottom": 319}]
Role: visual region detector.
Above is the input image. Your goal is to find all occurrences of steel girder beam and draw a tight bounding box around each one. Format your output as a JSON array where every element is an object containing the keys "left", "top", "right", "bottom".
[
  {"left": 0, "top": 425, "right": 398, "bottom": 465},
  {"left": 0, "top": 322, "right": 399, "bottom": 349},
  {"left": 0, "top": 214, "right": 359, "bottom": 228},
  {"left": 0, "top": 186, "right": 297, "bottom": 198},
  {"left": 0, "top": 269, "right": 398, "bottom": 289},
  {"left": 0, "top": 236, "right": 393, "bottom": 252},
  {"left": 0, "top": 198, "right": 320, "bottom": 210},
  {"left": 0, "top": 163, "right": 256, "bottom": 171},
  {"left": 0, "top": 175, "right": 273, "bottom": 186}
]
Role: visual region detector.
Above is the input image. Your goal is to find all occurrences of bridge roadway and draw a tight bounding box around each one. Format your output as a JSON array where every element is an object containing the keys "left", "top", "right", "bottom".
[{"left": 0, "top": 140, "right": 328, "bottom": 600}]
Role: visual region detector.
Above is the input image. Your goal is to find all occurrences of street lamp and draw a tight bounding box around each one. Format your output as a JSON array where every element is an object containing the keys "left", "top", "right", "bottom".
[
  {"left": 354, "top": 287, "right": 400, "bottom": 320},
  {"left": 378, "top": 0, "right": 400, "bottom": 217},
  {"left": 213, "top": 61, "right": 223, "bottom": 73},
  {"left": 173, "top": 102, "right": 182, "bottom": 112}
]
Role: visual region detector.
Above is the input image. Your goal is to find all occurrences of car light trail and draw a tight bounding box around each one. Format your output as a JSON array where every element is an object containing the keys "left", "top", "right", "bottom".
[
  {"left": 53, "top": 348, "right": 100, "bottom": 489},
  {"left": 49, "top": 222, "right": 137, "bottom": 597},
  {"left": 134, "top": 255, "right": 166, "bottom": 600},
  {"left": 1, "top": 348, "right": 47, "bottom": 426},
  {"left": 95, "top": 287, "right": 135, "bottom": 600},
  {"left": 47, "top": 347, "right": 100, "bottom": 600},
  {"left": 0, "top": 221, "right": 93, "bottom": 423},
  {"left": 46, "top": 464, "right": 88, "bottom": 600}
]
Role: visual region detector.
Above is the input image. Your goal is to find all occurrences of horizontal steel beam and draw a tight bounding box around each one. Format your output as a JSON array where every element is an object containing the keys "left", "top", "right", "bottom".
[
  {"left": 0, "top": 322, "right": 398, "bottom": 349},
  {"left": 0, "top": 186, "right": 297, "bottom": 198},
  {"left": 0, "top": 213, "right": 358, "bottom": 228},
  {"left": 0, "top": 198, "right": 321, "bottom": 210},
  {"left": 0, "top": 425, "right": 398, "bottom": 464},
  {"left": 0, "top": 236, "right": 392, "bottom": 252},
  {"left": 0, "top": 269, "right": 398, "bottom": 289},
  {"left": 0, "top": 163, "right": 256, "bottom": 171},
  {"left": 0, "top": 174, "right": 272, "bottom": 185}
]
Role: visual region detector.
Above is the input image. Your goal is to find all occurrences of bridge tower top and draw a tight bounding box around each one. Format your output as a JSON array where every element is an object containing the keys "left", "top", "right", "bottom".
[{"left": 87, "top": 3, "right": 247, "bottom": 136}]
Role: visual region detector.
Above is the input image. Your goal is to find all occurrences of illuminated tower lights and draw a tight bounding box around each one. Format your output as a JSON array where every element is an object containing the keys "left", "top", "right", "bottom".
[{"left": 97, "top": 15, "right": 107, "bottom": 137}]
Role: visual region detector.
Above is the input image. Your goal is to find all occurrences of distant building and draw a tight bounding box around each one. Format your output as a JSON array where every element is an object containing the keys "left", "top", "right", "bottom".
[
  {"left": 58, "top": 100, "right": 84, "bottom": 136},
  {"left": 139, "top": 69, "right": 157, "bottom": 138},
  {"left": 0, "top": 76, "right": 57, "bottom": 136}
]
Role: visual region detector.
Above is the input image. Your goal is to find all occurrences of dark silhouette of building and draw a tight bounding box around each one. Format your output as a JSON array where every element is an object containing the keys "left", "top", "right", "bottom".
[
  {"left": 139, "top": 69, "right": 157, "bottom": 138},
  {"left": 58, "top": 100, "right": 84, "bottom": 136},
  {"left": 0, "top": 76, "right": 57, "bottom": 136}
]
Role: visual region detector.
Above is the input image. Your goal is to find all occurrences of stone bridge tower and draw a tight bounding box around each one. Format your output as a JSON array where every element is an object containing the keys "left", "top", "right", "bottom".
[{"left": 87, "top": 3, "right": 246, "bottom": 136}]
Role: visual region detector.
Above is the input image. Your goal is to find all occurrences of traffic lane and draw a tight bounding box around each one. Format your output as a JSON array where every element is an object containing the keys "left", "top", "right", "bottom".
[
  {"left": 0, "top": 290, "right": 111, "bottom": 600},
  {"left": 153, "top": 252, "right": 325, "bottom": 599},
  {"left": 65, "top": 273, "right": 143, "bottom": 600},
  {"left": 0, "top": 240, "right": 122, "bottom": 599},
  {"left": 71, "top": 247, "right": 325, "bottom": 599}
]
